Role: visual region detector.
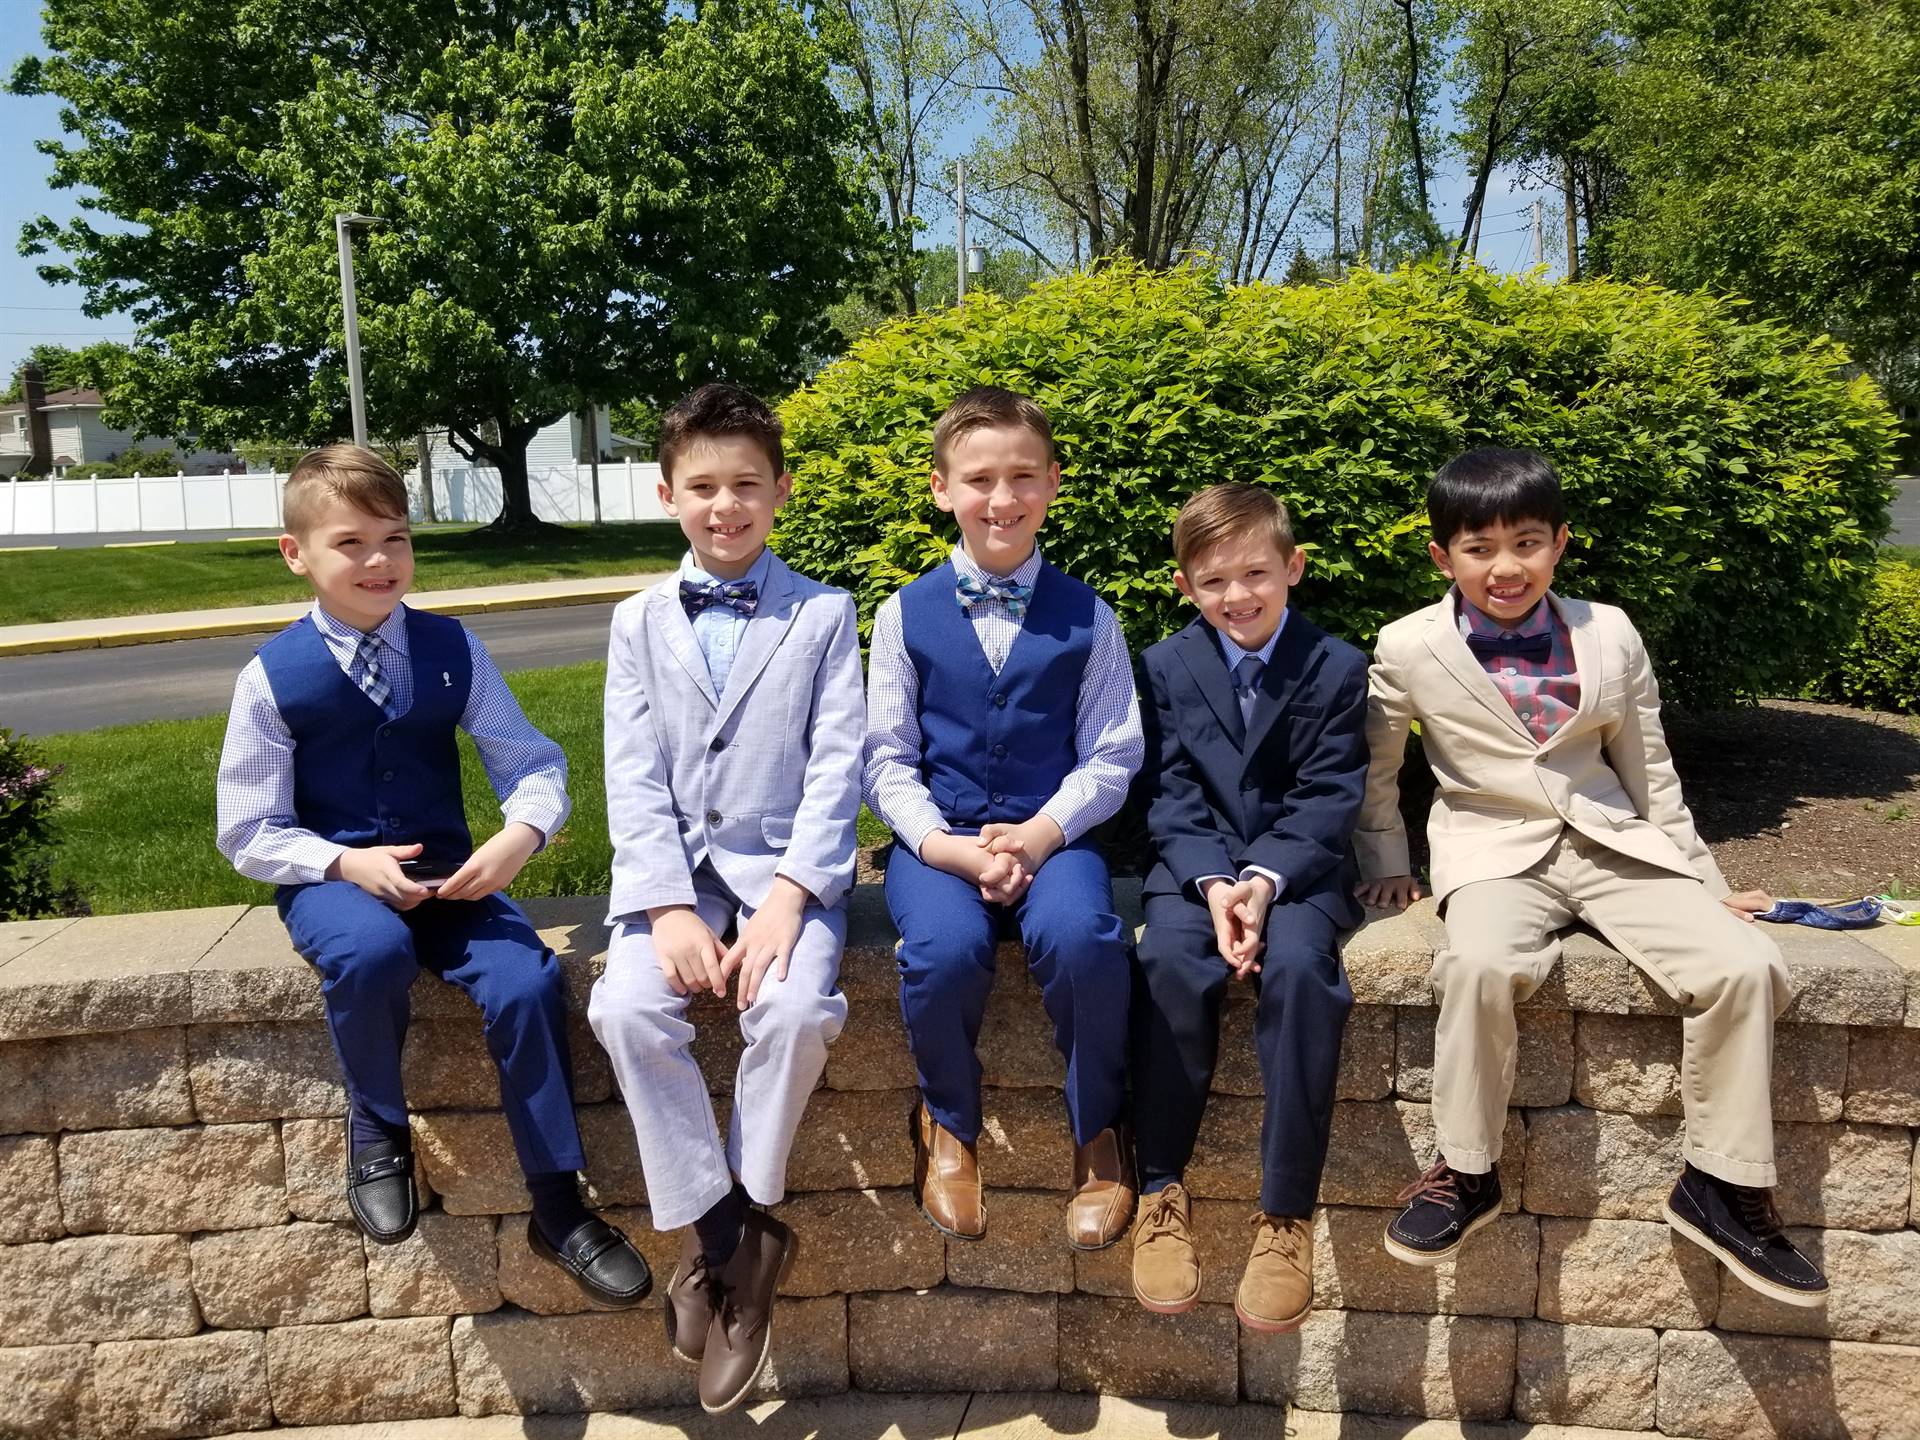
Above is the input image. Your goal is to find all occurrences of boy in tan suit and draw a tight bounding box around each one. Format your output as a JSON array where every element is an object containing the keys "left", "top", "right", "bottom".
[{"left": 1355, "top": 448, "right": 1827, "bottom": 1308}]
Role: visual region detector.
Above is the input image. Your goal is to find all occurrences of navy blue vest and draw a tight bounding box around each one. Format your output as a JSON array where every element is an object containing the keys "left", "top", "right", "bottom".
[
  {"left": 901, "top": 559, "right": 1096, "bottom": 827},
  {"left": 256, "top": 608, "right": 475, "bottom": 865}
]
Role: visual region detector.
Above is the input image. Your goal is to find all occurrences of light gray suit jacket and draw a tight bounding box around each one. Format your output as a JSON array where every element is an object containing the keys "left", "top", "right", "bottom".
[
  {"left": 604, "top": 552, "right": 865, "bottom": 920},
  {"left": 1355, "top": 591, "right": 1728, "bottom": 905}
]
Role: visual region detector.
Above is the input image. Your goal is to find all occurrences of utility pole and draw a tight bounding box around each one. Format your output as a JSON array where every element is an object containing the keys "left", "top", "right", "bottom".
[
  {"left": 955, "top": 158, "right": 968, "bottom": 304},
  {"left": 1562, "top": 160, "right": 1581, "bottom": 281},
  {"left": 1532, "top": 198, "right": 1544, "bottom": 267},
  {"left": 334, "top": 214, "right": 383, "bottom": 447}
]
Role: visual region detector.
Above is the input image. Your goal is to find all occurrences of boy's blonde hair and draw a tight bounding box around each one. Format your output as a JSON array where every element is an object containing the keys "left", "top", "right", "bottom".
[
  {"left": 932, "top": 386, "right": 1055, "bottom": 471},
  {"left": 283, "top": 443, "right": 410, "bottom": 536},
  {"left": 1172, "top": 483, "right": 1296, "bottom": 571}
]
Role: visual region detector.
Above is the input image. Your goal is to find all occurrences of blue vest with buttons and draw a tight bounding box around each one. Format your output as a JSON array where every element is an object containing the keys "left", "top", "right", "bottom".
[
  {"left": 900, "top": 558, "right": 1096, "bottom": 827},
  {"left": 256, "top": 609, "right": 475, "bottom": 865}
]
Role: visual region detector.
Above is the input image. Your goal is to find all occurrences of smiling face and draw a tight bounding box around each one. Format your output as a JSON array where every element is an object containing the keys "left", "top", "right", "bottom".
[
  {"left": 1175, "top": 531, "right": 1306, "bottom": 652},
  {"left": 659, "top": 434, "right": 792, "bottom": 580},
  {"left": 931, "top": 422, "right": 1061, "bottom": 576},
  {"left": 1431, "top": 516, "right": 1570, "bottom": 627},
  {"left": 280, "top": 499, "right": 414, "bottom": 631}
]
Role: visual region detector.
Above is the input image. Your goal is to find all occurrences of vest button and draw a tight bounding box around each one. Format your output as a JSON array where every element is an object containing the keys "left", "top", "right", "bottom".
[
  {"left": 991, "top": 744, "right": 1007, "bottom": 759},
  {"left": 710, "top": 736, "right": 725, "bottom": 752},
  {"left": 705, "top": 809, "right": 722, "bottom": 825},
  {"left": 993, "top": 693, "right": 1008, "bottom": 707},
  {"left": 990, "top": 792, "right": 1005, "bottom": 805},
  {"left": 381, "top": 770, "right": 395, "bottom": 783}
]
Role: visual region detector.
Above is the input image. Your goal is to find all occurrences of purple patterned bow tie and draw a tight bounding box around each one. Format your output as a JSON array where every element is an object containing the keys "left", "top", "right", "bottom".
[{"left": 679, "top": 578, "right": 759, "bottom": 619}]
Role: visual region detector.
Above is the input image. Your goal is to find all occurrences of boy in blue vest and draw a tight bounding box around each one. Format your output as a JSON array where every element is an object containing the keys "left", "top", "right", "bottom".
[
  {"left": 215, "top": 443, "right": 649, "bottom": 1309},
  {"left": 865, "top": 387, "right": 1144, "bottom": 1249}
]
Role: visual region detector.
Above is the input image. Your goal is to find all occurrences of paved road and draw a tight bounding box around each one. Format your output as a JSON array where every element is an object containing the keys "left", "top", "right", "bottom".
[
  {"left": 1891, "top": 475, "right": 1920, "bottom": 547},
  {"left": 1, "top": 603, "right": 619, "bottom": 737}
]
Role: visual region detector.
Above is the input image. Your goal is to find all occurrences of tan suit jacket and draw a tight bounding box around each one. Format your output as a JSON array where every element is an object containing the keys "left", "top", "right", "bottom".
[{"left": 1354, "top": 591, "right": 1727, "bottom": 904}]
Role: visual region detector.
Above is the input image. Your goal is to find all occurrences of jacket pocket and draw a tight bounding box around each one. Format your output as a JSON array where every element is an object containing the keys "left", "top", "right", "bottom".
[{"left": 762, "top": 814, "right": 794, "bottom": 849}]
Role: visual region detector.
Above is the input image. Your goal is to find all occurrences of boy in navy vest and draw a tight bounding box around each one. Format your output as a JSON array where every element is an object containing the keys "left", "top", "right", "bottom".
[
  {"left": 215, "top": 443, "right": 649, "bottom": 1309},
  {"left": 865, "top": 387, "right": 1144, "bottom": 1249},
  {"left": 1129, "top": 483, "right": 1368, "bottom": 1333}
]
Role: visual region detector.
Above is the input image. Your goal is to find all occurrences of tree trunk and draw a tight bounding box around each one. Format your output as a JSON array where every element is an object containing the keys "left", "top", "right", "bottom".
[
  {"left": 1393, "top": 0, "right": 1431, "bottom": 222},
  {"left": 480, "top": 421, "right": 555, "bottom": 535},
  {"left": 1562, "top": 156, "right": 1580, "bottom": 281}
]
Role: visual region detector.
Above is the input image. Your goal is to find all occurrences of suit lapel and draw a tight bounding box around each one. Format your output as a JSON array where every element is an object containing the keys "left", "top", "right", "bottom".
[
  {"left": 1242, "top": 611, "right": 1322, "bottom": 759},
  {"left": 1538, "top": 591, "right": 1598, "bottom": 755},
  {"left": 714, "top": 553, "right": 796, "bottom": 730},
  {"left": 1171, "top": 620, "right": 1245, "bottom": 748},
  {"left": 1423, "top": 596, "right": 1534, "bottom": 743},
  {"left": 652, "top": 581, "right": 718, "bottom": 709}
]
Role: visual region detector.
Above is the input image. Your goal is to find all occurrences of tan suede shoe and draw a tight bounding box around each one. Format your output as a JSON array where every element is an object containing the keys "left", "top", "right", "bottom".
[
  {"left": 1131, "top": 1182, "right": 1201, "bottom": 1314},
  {"left": 912, "top": 1101, "right": 985, "bottom": 1239},
  {"left": 1067, "top": 1127, "right": 1135, "bottom": 1250},
  {"left": 1236, "top": 1212, "right": 1313, "bottom": 1333}
]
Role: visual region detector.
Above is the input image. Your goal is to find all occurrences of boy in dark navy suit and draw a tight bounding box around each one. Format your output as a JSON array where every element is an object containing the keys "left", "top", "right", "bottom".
[
  {"left": 215, "top": 443, "right": 648, "bottom": 1308},
  {"left": 1130, "top": 482, "right": 1369, "bottom": 1333}
]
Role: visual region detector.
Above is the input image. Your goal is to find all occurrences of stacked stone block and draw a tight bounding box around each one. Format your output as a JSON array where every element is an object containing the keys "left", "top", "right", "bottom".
[{"left": 0, "top": 892, "right": 1917, "bottom": 1437}]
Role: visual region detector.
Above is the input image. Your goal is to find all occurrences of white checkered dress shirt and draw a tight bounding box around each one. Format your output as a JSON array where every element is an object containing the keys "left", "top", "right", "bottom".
[
  {"left": 863, "top": 546, "right": 1144, "bottom": 858},
  {"left": 216, "top": 603, "right": 570, "bottom": 885}
]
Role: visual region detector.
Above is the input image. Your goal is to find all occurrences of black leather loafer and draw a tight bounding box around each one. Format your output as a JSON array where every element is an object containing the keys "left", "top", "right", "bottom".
[
  {"left": 528, "top": 1214, "right": 653, "bottom": 1308},
  {"left": 345, "top": 1130, "right": 418, "bottom": 1245}
]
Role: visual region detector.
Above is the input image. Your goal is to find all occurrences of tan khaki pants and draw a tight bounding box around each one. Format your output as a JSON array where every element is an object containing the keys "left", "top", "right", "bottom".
[{"left": 1432, "top": 829, "right": 1789, "bottom": 1188}]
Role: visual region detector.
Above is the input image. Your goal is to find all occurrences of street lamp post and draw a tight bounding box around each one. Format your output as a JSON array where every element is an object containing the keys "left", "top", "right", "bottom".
[{"left": 334, "top": 213, "right": 383, "bottom": 447}]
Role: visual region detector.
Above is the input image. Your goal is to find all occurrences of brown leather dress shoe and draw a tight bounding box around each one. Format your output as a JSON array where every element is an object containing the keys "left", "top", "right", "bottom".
[
  {"left": 1236, "top": 1212, "right": 1313, "bottom": 1333},
  {"left": 1067, "top": 1126, "right": 1135, "bottom": 1250},
  {"left": 912, "top": 1101, "right": 984, "bottom": 1239},
  {"left": 1132, "top": 1182, "right": 1201, "bottom": 1314},
  {"left": 664, "top": 1228, "right": 713, "bottom": 1366},
  {"left": 698, "top": 1209, "right": 794, "bottom": 1415}
]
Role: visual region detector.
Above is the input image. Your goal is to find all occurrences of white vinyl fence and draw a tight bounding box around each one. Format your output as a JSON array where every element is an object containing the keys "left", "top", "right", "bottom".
[{"left": 0, "top": 461, "right": 669, "bottom": 537}]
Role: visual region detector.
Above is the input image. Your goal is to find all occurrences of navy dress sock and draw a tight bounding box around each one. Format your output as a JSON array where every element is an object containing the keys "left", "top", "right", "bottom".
[
  {"left": 349, "top": 1103, "right": 409, "bottom": 1155},
  {"left": 526, "top": 1171, "right": 592, "bottom": 1248},
  {"left": 692, "top": 1182, "right": 748, "bottom": 1267}
]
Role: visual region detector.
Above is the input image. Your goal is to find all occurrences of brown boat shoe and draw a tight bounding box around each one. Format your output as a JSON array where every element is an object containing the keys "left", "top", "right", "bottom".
[
  {"left": 1067, "top": 1126, "right": 1135, "bottom": 1250},
  {"left": 912, "top": 1100, "right": 985, "bottom": 1239},
  {"left": 1236, "top": 1212, "right": 1313, "bottom": 1334},
  {"left": 1131, "top": 1182, "right": 1201, "bottom": 1314}
]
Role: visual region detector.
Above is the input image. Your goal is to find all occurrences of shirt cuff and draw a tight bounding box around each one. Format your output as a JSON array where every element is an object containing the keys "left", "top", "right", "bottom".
[
  {"left": 1191, "top": 873, "right": 1234, "bottom": 899},
  {"left": 1239, "top": 865, "right": 1285, "bottom": 897},
  {"left": 1037, "top": 798, "right": 1093, "bottom": 847},
  {"left": 501, "top": 801, "right": 566, "bottom": 853},
  {"left": 900, "top": 815, "right": 951, "bottom": 861},
  {"left": 254, "top": 836, "right": 349, "bottom": 888}
]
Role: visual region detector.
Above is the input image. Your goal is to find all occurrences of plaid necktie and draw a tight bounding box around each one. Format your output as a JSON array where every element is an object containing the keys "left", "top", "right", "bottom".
[
  {"left": 956, "top": 572, "right": 1033, "bottom": 619},
  {"left": 354, "top": 634, "right": 392, "bottom": 714},
  {"left": 1233, "top": 654, "right": 1264, "bottom": 725},
  {"left": 679, "top": 578, "right": 759, "bottom": 619}
]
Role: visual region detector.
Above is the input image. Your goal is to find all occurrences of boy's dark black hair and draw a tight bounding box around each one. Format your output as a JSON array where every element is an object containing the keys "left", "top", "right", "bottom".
[
  {"left": 1427, "top": 447, "right": 1567, "bottom": 548},
  {"left": 658, "top": 382, "right": 784, "bottom": 484}
]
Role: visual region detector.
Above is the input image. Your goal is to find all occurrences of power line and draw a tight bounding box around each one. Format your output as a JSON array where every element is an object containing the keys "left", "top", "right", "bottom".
[
  {"left": 0, "top": 304, "right": 100, "bottom": 312},
  {"left": 0, "top": 329, "right": 139, "bottom": 336}
]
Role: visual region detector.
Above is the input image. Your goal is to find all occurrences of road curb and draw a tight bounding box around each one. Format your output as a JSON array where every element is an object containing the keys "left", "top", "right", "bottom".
[{"left": 0, "top": 579, "right": 656, "bottom": 658}]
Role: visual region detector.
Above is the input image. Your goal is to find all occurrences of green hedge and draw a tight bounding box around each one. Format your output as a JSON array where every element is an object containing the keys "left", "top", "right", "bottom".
[
  {"left": 776, "top": 262, "right": 1896, "bottom": 705},
  {"left": 1810, "top": 559, "right": 1920, "bottom": 714}
]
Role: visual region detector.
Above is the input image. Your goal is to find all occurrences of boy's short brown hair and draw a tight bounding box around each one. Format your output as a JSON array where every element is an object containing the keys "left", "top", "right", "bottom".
[
  {"left": 1172, "top": 482, "right": 1296, "bottom": 572},
  {"left": 932, "top": 386, "right": 1055, "bottom": 471},
  {"left": 283, "top": 443, "right": 410, "bottom": 536},
  {"left": 657, "top": 383, "right": 785, "bottom": 485}
]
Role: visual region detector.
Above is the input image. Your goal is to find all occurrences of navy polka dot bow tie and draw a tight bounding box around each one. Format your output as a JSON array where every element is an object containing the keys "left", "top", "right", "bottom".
[
  {"left": 679, "top": 578, "right": 759, "bottom": 619},
  {"left": 955, "top": 572, "right": 1033, "bottom": 619}
]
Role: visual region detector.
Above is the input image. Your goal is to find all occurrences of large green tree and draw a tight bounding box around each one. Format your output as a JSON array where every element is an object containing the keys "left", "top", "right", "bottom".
[
  {"left": 0, "top": 341, "right": 129, "bottom": 403},
  {"left": 14, "top": 0, "right": 882, "bottom": 528}
]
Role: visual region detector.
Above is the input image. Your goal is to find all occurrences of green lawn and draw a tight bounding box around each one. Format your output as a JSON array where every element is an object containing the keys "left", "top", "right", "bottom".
[
  {"left": 0, "top": 522, "right": 685, "bottom": 625},
  {"left": 41, "top": 660, "right": 892, "bottom": 915}
]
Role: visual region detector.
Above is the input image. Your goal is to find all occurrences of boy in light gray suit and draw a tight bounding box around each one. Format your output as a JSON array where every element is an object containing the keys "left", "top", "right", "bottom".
[{"left": 590, "top": 384, "right": 864, "bottom": 1414}]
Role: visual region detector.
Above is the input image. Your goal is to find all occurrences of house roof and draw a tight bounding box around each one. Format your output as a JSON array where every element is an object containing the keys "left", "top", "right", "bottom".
[{"left": 39, "top": 388, "right": 104, "bottom": 409}]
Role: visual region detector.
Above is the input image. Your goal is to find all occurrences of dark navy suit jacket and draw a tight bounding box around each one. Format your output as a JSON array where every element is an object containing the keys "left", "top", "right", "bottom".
[{"left": 1136, "top": 610, "right": 1370, "bottom": 930}]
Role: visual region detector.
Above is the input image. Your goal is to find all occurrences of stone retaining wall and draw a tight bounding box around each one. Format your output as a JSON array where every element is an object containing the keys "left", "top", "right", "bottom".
[{"left": 2, "top": 891, "right": 1918, "bottom": 1438}]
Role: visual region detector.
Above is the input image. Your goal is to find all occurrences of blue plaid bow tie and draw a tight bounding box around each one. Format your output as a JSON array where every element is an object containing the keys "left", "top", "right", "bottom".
[
  {"left": 955, "top": 572, "right": 1033, "bottom": 619},
  {"left": 1465, "top": 629, "right": 1552, "bottom": 663},
  {"left": 679, "top": 578, "right": 759, "bottom": 619}
]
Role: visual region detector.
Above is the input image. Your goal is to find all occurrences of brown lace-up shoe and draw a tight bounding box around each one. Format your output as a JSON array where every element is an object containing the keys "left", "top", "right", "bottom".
[
  {"left": 1131, "top": 1183, "right": 1201, "bottom": 1314},
  {"left": 1237, "top": 1212, "right": 1313, "bottom": 1333},
  {"left": 912, "top": 1101, "right": 985, "bottom": 1239},
  {"left": 697, "top": 1209, "right": 794, "bottom": 1414},
  {"left": 1067, "top": 1126, "right": 1135, "bottom": 1250},
  {"left": 664, "top": 1228, "right": 712, "bottom": 1365}
]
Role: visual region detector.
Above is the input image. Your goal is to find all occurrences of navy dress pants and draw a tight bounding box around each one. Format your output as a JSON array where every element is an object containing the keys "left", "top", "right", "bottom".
[
  {"left": 1132, "top": 892, "right": 1351, "bottom": 1217},
  {"left": 278, "top": 882, "right": 586, "bottom": 1175},
  {"left": 886, "top": 837, "right": 1129, "bottom": 1146}
]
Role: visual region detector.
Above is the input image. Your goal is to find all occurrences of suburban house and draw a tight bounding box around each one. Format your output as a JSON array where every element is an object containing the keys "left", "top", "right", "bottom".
[
  {"left": 0, "top": 365, "right": 237, "bottom": 477},
  {"left": 415, "top": 406, "right": 647, "bottom": 482}
]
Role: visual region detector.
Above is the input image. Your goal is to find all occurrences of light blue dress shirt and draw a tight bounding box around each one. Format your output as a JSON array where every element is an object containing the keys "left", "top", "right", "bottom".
[{"left": 680, "top": 546, "right": 774, "bottom": 699}]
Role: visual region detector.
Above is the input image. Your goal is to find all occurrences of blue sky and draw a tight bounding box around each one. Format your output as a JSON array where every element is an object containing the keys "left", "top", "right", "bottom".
[{"left": 1, "top": 3, "right": 1554, "bottom": 373}]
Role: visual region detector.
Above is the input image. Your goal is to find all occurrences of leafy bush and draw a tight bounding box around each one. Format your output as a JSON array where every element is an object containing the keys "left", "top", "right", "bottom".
[
  {"left": 776, "top": 261, "right": 1897, "bottom": 705},
  {"left": 0, "top": 729, "right": 87, "bottom": 920},
  {"left": 1809, "top": 559, "right": 1920, "bottom": 714}
]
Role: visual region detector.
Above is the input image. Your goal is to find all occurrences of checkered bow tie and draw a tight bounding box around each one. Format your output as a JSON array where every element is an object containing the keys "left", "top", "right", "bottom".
[
  {"left": 679, "top": 577, "right": 759, "bottom": 620},
  {"left": 955, "top": 572, "right": 1033, "bottom": 619}
]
